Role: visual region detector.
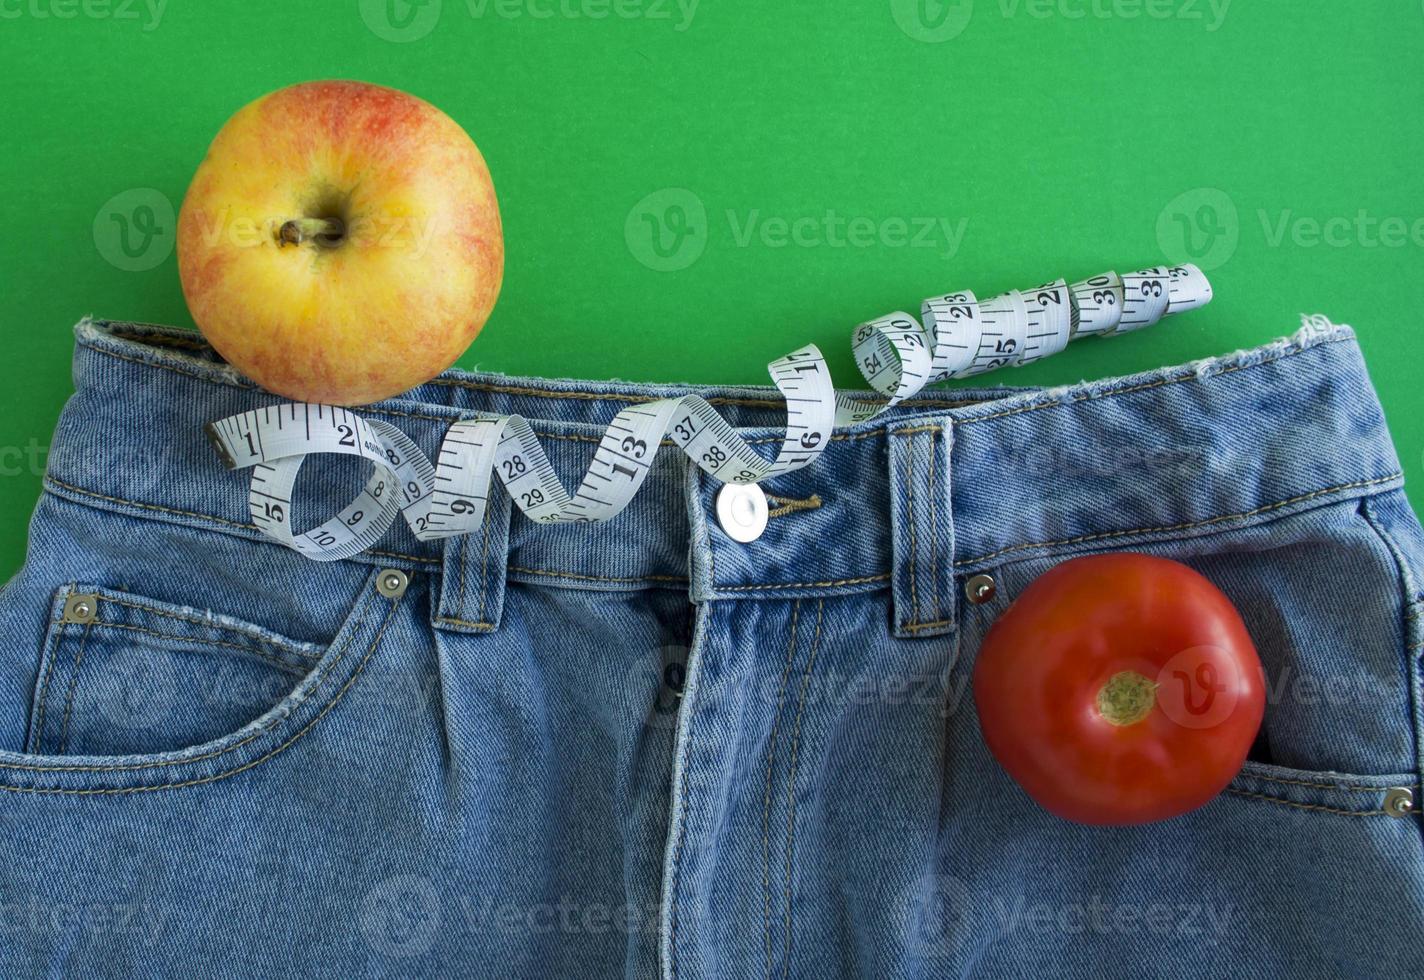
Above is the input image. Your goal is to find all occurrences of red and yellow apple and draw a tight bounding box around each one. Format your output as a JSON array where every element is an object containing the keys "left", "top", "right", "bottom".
[{"left": 177, "top": 80, "right": 503, "bottom": 405}]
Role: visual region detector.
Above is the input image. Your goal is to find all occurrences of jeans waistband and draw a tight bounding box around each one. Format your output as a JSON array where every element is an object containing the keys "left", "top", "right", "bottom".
[{"left": 47, "top": 318, "right": 1404, "bottom": 639}]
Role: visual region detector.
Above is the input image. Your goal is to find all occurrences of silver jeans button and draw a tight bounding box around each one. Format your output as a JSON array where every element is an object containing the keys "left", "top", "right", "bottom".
[{"left": 715, "top": 483, "right": 769, "bottom": 543}]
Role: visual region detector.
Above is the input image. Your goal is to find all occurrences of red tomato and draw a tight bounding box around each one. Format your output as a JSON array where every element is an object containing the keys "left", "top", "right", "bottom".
[{"left": 972, "top": 553, "right": 1265, "bottom": 826}]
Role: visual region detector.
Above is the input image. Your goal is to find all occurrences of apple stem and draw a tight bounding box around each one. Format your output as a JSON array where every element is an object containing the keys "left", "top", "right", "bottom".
[{"left": 277, "top": 217, "right": 345, "bottom": 247}]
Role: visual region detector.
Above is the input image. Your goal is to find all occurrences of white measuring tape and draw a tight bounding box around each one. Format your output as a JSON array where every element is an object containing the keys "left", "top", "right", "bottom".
[{"left": 206, "top": 262, "right": 1212, "bottom": 561}]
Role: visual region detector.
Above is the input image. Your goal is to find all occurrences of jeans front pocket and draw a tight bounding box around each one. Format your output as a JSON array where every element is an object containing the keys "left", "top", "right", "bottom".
[
  {"left": 0, "top": 564, "right": 407, "bottom": 797},
  {"left": 26, "top": 584, "right": 325, "bottom": 758}
]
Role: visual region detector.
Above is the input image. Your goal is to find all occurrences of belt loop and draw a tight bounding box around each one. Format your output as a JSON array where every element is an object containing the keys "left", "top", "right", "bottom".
[
  {"left": 434, "top": 489, "right": 511, "bottom": 634},
  {"left": 888, "top": 420, "right": 956, "bottom": 639}
]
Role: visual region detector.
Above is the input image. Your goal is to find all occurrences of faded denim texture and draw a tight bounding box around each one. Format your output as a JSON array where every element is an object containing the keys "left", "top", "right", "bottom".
[{"left": 0, "top": 318, "right": 1420, "bottom": 978}]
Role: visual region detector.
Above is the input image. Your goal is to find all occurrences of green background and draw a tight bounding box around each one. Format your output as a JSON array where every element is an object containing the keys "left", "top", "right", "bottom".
[{"left": 2, "top": 0, "right": 1422, "bottom": 577}]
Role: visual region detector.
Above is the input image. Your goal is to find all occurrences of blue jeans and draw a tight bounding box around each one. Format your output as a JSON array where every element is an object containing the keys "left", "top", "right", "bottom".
[{"left": 0, "top": 318, "right": 1420, "bottom": 978}]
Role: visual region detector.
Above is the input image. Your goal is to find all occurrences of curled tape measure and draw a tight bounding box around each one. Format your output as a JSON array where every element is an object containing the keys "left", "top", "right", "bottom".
[{"left": 206, "top": 263, "right": 1212, "bottom": 562}]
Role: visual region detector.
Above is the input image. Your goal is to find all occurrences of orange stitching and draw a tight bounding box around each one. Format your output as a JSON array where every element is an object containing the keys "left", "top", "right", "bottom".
[
  {"left": 56, "top": 622, "right": 92, "bottom": 755},
  {"left": 1243, "top": 772, "right": 1420, "bottom": 793},
  {"left": 86, "top": 621, "right": 311, "bottom": 673},
  {"left": 957, "top": 474, "right": 1404, "bottom": 567},
  {"left": 1222, "top": 787, "right": 1407, "bottom": 817},
  {"left": 901, "top": 619, "right": 955, "bottom": 634},
  {"left": 509, "top": 565, "right": 689, "bottom": 585},
  {"left": 905, "top": 431, "right": 920, "bottom": 626},
  {"left": 929, "top": 432, "right": 940, "bottom": 624},
  {"left": 433, "top": 616, "right": 497, "bottom": 630},
  {"left": 766, "top": 494, "right": 822, "bottom": 519},
  {"left": 719, "top": 574, "right": 890, "bottom": 592},
  {"left": 889, "top": 425, "right": 944, "bottom": 436},
  {"left": 370, "top": 549, "right": 439, "bottom": 566},
  {"left": 30, "top": 590, "right": 70, "bottom": 754},
  {"left": 102, "top": 595, "right": 320, "bottom": 656}
]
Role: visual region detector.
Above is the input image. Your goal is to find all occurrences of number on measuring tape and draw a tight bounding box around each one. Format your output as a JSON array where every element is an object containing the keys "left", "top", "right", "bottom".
[{"left": 206, "top": 262, "right": 1213, "bottom": 561}]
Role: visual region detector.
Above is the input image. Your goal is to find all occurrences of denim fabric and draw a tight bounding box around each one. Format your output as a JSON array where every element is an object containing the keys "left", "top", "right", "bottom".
[{"left": 0, "top": 318, "right": 1420, "bottom": 978}]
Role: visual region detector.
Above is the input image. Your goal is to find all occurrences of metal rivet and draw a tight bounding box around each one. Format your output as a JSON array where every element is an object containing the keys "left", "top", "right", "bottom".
[
  {"left": 965, "top": 574, "right": 997, "bottom": 604},
  {"left": 1383, "top": 786, "right": 1414, "bottom": 819},
  {"left": 376, "top": 569, "right": 409, "bottom": 600},
  {"left": 62, "top": 593, "right": 98, "bottom": 624}
]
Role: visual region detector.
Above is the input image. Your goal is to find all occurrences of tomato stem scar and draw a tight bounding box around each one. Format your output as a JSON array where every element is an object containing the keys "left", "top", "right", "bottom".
[{"left": 1097, "top": 671, "right": 1158, "bottom": 726}]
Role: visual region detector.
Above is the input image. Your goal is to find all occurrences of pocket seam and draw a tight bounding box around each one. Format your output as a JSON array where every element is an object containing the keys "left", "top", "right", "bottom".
[
  {"left": 28, "top": 590, "right": 74, "bottom": 754},
  {"left": 95, "top": 590, "right": 322, "bottom": 659},
  {"left": 1223, "top": 786, "right": 1413, "bottom": 818},
  {"left": 1247, "top": 771, "right": 1421, "bottom": 793},
  {"left": 957, "top": 473, "right": 1402, "bottom": 568},
  {"left": 55, "top": 623, "right": 93, "bottom": 755},
  {"left": 89, "top": 621, "right": 313, "bottom": 675}
]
